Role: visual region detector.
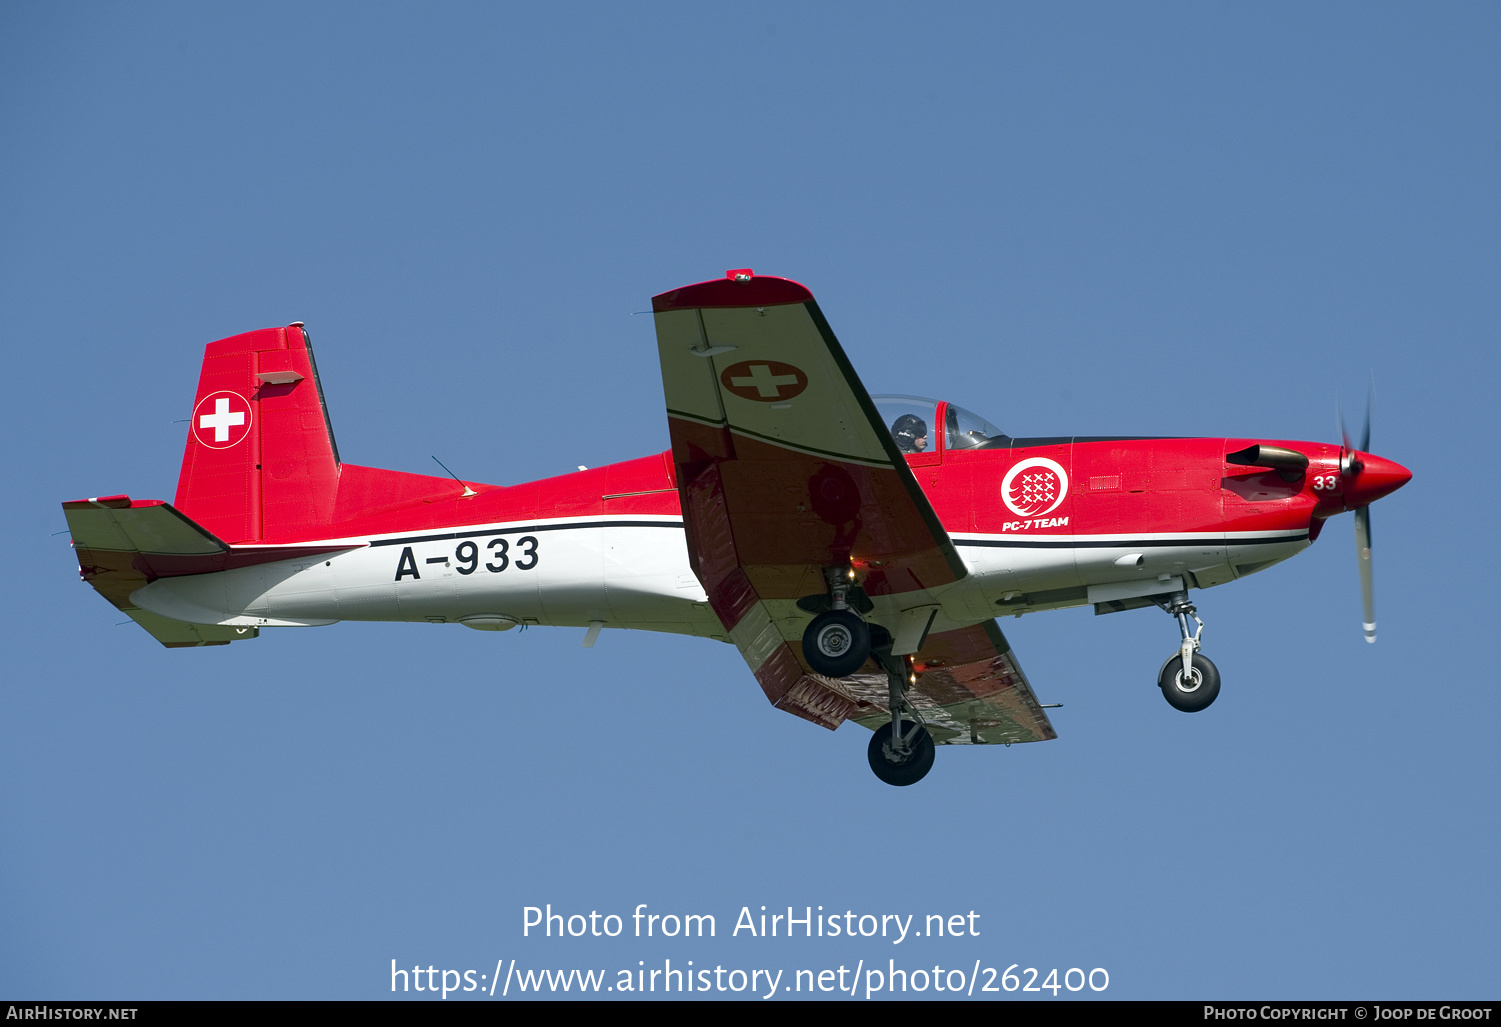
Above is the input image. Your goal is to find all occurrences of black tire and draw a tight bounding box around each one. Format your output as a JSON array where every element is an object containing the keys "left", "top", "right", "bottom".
[
  {"left": 1158, "top": 652, "right": 1220, "bottom": 712},
  {"left": 867, "top": 720, "right": 936, "bottom": 786},
  {"left": 801, "top": 610, "right": 871, "bottom": 677}
]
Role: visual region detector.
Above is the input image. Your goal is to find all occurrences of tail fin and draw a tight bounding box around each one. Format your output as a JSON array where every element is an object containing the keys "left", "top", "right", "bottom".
[{"left": 174, "top": 323, "right": 340, "bottom": 543}]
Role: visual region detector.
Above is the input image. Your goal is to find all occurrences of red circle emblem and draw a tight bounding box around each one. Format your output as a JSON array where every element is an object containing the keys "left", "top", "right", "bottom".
[
  {"left": 191, "top": 391, "right": 253, "bottom": 449},
  {"left": 1001, "top": 457, "right": 1069, "bottom": 518},
  {"left": 720, "top": 361, "right": 809, "bottom": 403}
]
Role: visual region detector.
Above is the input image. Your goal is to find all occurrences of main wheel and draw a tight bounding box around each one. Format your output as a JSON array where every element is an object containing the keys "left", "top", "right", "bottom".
[
  {"left": 867, "top": 720, "right": 936, "bottom": 786},
  {"left": 1158, "top": 652, "right": 1220, "bottom": 712},
  {"left": 801, "top": 610, "right": 871, "bottom": 677}
]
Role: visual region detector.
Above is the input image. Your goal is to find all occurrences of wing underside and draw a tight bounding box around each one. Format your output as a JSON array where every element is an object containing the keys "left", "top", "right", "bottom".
[
  {"left": 653, "top": 273, "right": 1054, "bottom": 741},
  {"left": 856, "top": 620, "right": 1056, "bottom": 744}
]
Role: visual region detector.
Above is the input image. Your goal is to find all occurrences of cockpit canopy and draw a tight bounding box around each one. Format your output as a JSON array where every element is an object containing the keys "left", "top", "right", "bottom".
[{"left": 871, "top": 396, "right": 1007, "bottom": 454}]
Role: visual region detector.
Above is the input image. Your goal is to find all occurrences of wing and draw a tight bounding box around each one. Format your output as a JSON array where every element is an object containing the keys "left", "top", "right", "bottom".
[
  {"left": 654, "top": 271, "right": 999, "bottom": 731},
  {"left": 847, "top": 620, "right": 1057, "bottom": 744}
]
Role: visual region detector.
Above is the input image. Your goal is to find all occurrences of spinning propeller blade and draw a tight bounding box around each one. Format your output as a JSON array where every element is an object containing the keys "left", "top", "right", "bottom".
[
  {"left": 1360, "top": 378, "right": 1372, "bottom": 452},
  {"left": 1337, "top": 379, "right": 1373, "bottom": 454},
  {"left": 1340, "top": 379, "right": 1386, "bottom": 644},
  {"left": 1354, "top": 505, "right": 1375, "bottom": 643}
]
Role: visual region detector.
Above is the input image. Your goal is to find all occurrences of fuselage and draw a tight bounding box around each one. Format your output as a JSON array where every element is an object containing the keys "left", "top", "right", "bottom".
[
  {"left": 131, "top": 412, "right": 1389, "bottom": 639},
  {"left": 78, "top": 293, "right": 1413, "bottom": 782}
]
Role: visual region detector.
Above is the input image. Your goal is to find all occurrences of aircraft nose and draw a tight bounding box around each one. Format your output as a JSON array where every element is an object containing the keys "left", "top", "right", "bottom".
[{"left": 1344, "top": 451, "right": 1412, "bottom": 509}]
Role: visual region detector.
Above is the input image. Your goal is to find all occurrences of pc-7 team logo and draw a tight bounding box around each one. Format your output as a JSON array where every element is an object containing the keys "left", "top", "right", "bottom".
[
  {"left": 192, "top": 390, "right": 253, "bottom": 449},
  {"left": 1001, "top": 457, "right": 1068, "bottom": 518}
]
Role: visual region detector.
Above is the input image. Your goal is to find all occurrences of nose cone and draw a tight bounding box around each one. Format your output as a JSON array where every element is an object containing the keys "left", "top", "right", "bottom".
[{"left": 1345, "top": 451, "right": 1412, "bottom": 508}]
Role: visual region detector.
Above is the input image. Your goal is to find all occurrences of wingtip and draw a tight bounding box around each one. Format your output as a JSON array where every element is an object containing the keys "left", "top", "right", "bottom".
[{"left": 652, "top": 273, "right": 814, "bottom": 313}]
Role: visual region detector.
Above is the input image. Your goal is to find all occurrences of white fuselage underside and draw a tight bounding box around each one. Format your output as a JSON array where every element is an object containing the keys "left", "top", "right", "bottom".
[{"left": 131, "top": 515, "right": 1309, "bottom": 640}]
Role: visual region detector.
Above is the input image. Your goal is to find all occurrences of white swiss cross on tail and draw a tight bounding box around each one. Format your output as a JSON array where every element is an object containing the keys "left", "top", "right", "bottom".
[
  {"left": 191, "top": 391, "right": 253, "bottom": 449},
  {"left": 719, "top": 360, "right": 809, "bottom": 403},
  {"left": 1001, "top": 457, "right": 1069, "bottom": 518}
]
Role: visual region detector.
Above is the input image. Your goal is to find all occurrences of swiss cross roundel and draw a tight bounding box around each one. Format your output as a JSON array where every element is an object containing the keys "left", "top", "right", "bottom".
[
  {"left": 720, "top": 360, "right": 809, "bottom": 403},
  {"left": 1001, "top": 457, "right": 1069, "bottom": 518},
  {"left": 191, "top": 390, "right": 253, "bottom": 449}
]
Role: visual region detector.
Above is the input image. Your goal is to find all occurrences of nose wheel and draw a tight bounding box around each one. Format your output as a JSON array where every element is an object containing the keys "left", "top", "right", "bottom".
[
  {"left": 1155, "top": 591, "right": 1220, "bottom": 712},
  {"left": 1158, "top": 652, "right": 1220, "bottom": 712}
]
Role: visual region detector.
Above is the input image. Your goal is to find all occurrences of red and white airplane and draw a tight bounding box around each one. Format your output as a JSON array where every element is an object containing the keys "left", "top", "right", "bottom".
[{"left": 63, "top": 271, "right": 1411, "bottom": 785}]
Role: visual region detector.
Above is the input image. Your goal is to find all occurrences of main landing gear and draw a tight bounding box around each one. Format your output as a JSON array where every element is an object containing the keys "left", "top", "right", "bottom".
[
  {"left": 1155, "top": 591, "right": 1220, "bottom": 712},
  {"left": 799, "top": 567, "right": 935, "bottom": 786},
  {"left": 868, "top": 717, "right": 935, "bottom": 787},
  {"left": 868, "top": 652, "right": 934, "bottom": 787},
  {"left": 802, "top": 609, "right": 870, "bottom": 677},
  {"left": 801, "top": 568, "right": 873, "bottom": 677}
]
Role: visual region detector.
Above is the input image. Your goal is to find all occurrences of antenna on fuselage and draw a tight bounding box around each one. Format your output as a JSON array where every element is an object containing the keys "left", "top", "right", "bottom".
[{"left": 430, "top": 455, "right": 477, "bottom": 498}]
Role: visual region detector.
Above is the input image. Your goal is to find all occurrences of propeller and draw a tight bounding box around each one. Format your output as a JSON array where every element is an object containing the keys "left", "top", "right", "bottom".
[
  {"left": 1354, "top": 505, "right": 1374, "bottom": 643},
  {"left": 1339, "top": 381, "right": 1377, "bottom": 643}
]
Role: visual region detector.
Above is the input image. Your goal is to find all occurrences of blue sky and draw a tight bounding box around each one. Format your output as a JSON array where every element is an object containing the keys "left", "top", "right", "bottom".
[{"left": 3, "top": 2, "right": 1496, "bottom": 1000}]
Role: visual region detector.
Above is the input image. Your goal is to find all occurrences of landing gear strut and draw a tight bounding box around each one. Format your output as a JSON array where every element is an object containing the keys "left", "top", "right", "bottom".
[
  {"left": 798, "top": 567, "right": 935, "bottom": 784},
  {"left": 1155, "top": 591, "right": 1220, "bottom": 712},
  {"left": 867, "top": 649, "right": 934, "bottom": 786}
]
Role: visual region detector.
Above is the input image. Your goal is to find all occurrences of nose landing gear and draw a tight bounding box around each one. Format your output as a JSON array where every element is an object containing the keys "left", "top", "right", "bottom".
[
  {"left": 1155, "top": 592, "right": 1220, "bottom": 712},
  {"left": 1158, "top": 651, "right": 1221, "bottom": 712}
]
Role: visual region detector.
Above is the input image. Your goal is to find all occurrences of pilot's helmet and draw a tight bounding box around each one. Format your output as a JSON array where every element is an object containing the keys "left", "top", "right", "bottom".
[{"left": 891, "top": 414, "right": 929, "bottom": 453}]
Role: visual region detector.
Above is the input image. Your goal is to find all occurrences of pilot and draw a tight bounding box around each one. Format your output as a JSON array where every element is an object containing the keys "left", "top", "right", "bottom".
[{"left": 891, "top": 414, "right": 929, "bottom": 454}]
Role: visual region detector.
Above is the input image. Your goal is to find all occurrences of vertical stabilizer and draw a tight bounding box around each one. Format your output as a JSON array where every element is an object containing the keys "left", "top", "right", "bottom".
[{"left": 173, "top": 324, "right": 340, "bottom": 543}]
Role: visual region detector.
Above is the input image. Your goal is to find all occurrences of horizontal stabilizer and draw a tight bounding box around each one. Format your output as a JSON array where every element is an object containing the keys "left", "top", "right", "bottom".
[
  {"left": 64, "top": 495, "right": 227, "bottom": 557},
  {"left": 62, "top": 495, "right": 356, "bottom": 647},
  {"left": 123, "top": 608, "right": 259, "bottom": 648}
]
